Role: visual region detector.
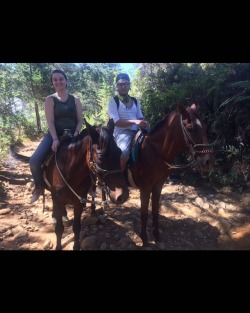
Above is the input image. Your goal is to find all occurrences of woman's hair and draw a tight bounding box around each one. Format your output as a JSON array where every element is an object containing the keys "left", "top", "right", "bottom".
[{"left": 50, "top": 69, "right": 68, "bottom": 84}]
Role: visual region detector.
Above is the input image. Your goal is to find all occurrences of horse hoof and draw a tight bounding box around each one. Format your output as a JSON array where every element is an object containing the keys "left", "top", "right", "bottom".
[
  {"left": 142, "top": 239, "right": 149, "bottom": 247},
  {"left": 154, "top": 237, "right": 163, "bottom": 243},
  {"left": 153, "top": 233, "right": 161, "bottom": 242},
  {"left": 142, "top": 242, "right": 154, "bottom": 250},
  {"left": 155, "top": 241, "right": 166, "bottom": 250}
]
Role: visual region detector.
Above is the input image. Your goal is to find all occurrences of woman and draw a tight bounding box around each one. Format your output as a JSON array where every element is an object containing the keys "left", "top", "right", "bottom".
[{"left": 29, "top": 69, "right": 83, "bottom": 203}]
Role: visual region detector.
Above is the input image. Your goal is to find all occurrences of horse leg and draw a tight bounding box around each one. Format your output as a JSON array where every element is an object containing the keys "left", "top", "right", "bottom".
[
  {"left": 140, "top": 189, "right": 151, "bottom": 246},
  {"left": 72, "top": 204, "right": 83, "bottom": 250},
  {"left": 63, "top": 205, "right": 68, "bottom": 218},
  {"left": 101, "top": 187, "right": 110, "bottom": 210},
  {"left": 90, "top": 184, "right": 96, "bottom": 215},
  {"left": 52, "top": 195, "right": 64, "bottom": 250},
  {"left": 90, "top": 199, "right": 96, "bottom": 215},
  {"left": 151, "top": 187, "right": 162, "bottom": 242}
]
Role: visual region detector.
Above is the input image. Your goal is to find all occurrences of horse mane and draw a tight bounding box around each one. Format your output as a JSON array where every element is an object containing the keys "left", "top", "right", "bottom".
[
  {"left": 149, "top": 104, "right": 202, "bottom": 136},
  {"left": 67, "top": 125, "right": 110, "bottom": 153},
  {"left": 67, "top": 128, "right": 89, "bottom": 152},
  {"left": 149, "top": 116, "right": 170, "bottom": 136},
  {"left": 98, "top": 126, "right": 112, "bottom": 152}
]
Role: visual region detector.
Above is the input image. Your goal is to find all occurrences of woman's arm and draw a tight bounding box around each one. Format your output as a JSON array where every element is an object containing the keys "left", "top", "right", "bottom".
[
  {"left": 45, "top": 96, "right": 57, "bottom": 140},
  {"left": 44, "top": 96, "right": 59, "bottom": 151},
  {"left": 74, "top": 96, "right": 83, "bottom": 136}
]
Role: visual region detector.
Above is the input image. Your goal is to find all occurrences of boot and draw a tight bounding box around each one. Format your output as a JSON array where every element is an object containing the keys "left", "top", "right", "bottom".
[{"left": 30, "top": 186, "right": 43, "bottom": 203}]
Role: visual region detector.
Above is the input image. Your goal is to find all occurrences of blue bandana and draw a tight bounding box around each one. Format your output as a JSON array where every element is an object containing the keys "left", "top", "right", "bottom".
[{"left": 116, "top": 73, "right": 130, "bottom": 83}]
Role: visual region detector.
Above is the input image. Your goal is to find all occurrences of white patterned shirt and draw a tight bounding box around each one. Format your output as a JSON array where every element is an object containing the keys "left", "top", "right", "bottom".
[{"left": 108, "top": 97, "right": 144, "bottom": 131}]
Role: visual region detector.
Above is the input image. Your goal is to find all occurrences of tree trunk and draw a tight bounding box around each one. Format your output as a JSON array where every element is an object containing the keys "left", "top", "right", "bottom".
[{"left": 35, "top": 102, "right": 41, "bottom": 132}]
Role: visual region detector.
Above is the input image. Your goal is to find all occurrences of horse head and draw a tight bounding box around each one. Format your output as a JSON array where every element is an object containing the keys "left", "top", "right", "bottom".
[
  {"left": 176, "top": 103, "right": 214, "bottom": 172},
  {"left": 85, "top": 118, "right": 129, "bottom": 205}
]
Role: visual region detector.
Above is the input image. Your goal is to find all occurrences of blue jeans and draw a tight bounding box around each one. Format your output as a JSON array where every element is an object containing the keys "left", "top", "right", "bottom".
[{"left": 29, "top": 132, "right": 53, "bottom": 187}]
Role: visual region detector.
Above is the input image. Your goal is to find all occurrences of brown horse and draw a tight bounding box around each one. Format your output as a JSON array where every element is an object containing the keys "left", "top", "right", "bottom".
[
  {"left": 43, "top": 119, "right": 129, "bottom": 250},
  {"left": 128, "top": 103, "right": 214, "bottom": 245}
]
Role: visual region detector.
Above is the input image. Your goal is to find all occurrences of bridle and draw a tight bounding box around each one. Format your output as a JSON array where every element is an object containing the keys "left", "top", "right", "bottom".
[
  {"left": 180, "top": 114, "right": 213, "bottom": 165},
  {"left": 144, "top": 113, "right": 213, "bottom": 170},
  {"left": 87, "top": 142, "right": 123, "bottom": 196},
  {"left": 54, "top": 139, "right": 123, "bottom": 205}
]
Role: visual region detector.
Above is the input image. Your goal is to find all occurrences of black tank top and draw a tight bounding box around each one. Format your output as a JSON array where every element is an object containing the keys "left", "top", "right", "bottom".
[{"left": 51, "top": 94, "right": 77, "bottom": 136}]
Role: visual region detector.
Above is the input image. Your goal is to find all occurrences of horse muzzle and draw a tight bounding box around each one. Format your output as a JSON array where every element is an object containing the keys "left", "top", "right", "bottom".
[
  {"left": 195, "top": 153, "right": 214, "bottom": 172},
  {"left": 109, "top": 187, "right": 129, "bottom": 205}
]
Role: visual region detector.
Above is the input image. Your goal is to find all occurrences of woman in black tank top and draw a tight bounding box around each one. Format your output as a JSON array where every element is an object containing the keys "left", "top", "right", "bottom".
[{"left": 29, "top": 69, "right": 83, "bottom": 204}]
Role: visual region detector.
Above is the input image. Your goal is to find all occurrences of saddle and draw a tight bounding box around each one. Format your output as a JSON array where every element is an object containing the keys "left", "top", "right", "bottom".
[
  {"left": 128, "top": 128, "right": 149, "bottom": 169},
  {"left": 124, "top": 128, "right": 150, "bottom": 188}
]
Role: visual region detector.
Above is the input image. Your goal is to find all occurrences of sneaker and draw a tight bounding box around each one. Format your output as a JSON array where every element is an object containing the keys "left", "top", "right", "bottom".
[{"left": 30, "top": 187, "right": 43, "bottom": 203}]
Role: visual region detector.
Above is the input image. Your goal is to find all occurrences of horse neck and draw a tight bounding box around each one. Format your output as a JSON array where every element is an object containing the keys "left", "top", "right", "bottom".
[
  {"left": 161, "top": 112, "right": 187, "bottom": 161},
  {"left": 65, "top": 137, "right": 88, "bottom": 169}
]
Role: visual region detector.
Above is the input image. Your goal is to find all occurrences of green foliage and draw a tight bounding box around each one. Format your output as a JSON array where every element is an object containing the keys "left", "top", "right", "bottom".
[
  {"left": 224, "top": 145, "right": 240, "bottom": 160},
  {"left": 0, "top": 62, "right": 250, "bottom": 191}
]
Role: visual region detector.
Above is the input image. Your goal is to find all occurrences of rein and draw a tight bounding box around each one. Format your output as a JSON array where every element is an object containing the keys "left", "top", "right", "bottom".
[
  {"left": 55, "top": 151, "right": 100, "bottom": 205},
  {"left": 54, "top": 139, "right": 123, "bottom": 205}
]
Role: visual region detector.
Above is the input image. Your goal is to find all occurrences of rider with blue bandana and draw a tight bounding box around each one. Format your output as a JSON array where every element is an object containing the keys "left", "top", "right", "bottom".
[{"left": 108, "top": 73, "right": 149, "bottom": 172}]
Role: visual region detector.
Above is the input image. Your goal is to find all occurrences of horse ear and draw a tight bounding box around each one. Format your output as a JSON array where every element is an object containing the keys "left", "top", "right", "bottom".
[
  {"left": 84, "top": 118, "right": 99, "bottom": 143},
  {"left": 107, "top": 118, "right": 115, "bottom": 134},
  {"left": 176, "top": 103, "right": 189, "bottom": 119}
]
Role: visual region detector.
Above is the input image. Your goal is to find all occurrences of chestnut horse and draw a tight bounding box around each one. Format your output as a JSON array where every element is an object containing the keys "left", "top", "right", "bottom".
[
  {"left": 128, "top": 103, "right": 214, "bottom": 245},
  {"left": 43, "top": 119, "right": 129, "bottom": 250}
]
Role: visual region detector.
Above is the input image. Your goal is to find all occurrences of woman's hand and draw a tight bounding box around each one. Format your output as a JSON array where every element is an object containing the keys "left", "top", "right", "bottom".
[{"left": 52, "top": 138, "right": 59, "bottom": 152}]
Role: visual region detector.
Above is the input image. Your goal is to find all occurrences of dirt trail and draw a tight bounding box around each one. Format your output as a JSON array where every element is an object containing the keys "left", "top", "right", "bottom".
[{"left": 0, "top": 140, "right": 250, "bottom": 250}]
